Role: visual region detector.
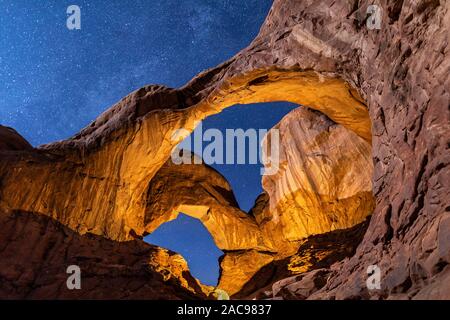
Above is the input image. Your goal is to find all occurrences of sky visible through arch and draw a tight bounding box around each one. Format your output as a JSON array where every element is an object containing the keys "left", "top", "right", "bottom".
[
  {"left": 0, "top": 0, "right": 298, "bottom": 286},
  {"left": 146, "top": 102, "right": 298, "bottom": 286}
]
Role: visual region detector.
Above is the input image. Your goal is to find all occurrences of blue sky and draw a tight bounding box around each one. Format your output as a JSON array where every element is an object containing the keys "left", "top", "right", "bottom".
[{"left": 1, "top": 0, "right": 297, "bottom": 286}]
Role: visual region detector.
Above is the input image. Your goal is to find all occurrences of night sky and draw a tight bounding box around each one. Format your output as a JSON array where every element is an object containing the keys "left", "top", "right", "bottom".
[{"left": 1, "top": 0, "right": 297, "bottom": 286}]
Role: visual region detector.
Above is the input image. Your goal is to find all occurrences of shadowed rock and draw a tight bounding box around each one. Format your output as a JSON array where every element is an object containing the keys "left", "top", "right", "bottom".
[{"left": 0, "top": 209, "right": 210, "bottom": 299}]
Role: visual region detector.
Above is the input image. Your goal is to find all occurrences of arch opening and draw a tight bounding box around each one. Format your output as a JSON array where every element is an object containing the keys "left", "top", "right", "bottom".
[
  {"left": 144, "top": 102, "right": 299, "bottom": 286},
  {"left": 182, "top": 101, "right": 300, "bottom": 212},
  {"left": 145, "top": 213, "right": 223, "bottom": 286},
  {"left": 144, "top": 97, "right": 375, "bottom": 293}
]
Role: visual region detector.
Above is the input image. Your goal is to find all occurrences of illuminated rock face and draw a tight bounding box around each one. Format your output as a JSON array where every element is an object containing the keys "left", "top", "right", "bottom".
[
  {"left": 217, "top": 107, "right": 375, "bottom": 295},
  {"left": 139, "top": 106, "right": 376, "bottom": 296},
  {"left": 0, "top": 0, "right": 449, "bottom": 299},
  {"left": 0, "top": 0, "right": 374, "bottom": 245},
  {"left": 234, "top": 219, "right": 371, "bottom": 300},
  {"left": 261, "top": 107, "right": 375, "bottom": 241},
  {"left": 144, "top": 151, "right": 271, "bottom": 252},
  {"left": 0, "top": 109, "right": 373, "bottom": 297}
]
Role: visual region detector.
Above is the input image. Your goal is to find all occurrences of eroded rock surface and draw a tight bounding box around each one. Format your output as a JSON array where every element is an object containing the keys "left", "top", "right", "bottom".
[
  {"left": 217, "top": 107, "right": 375, "bottom": 296},
  {"left": 144, "top": 151, "right": 271, "bottom": 251},
  {"left": 261, "top": 107, "right": 374, "bottom": 241},
  {"left": 0, "top": 209, "right": 210, "bottom": 299},
  {"left": 0, "top": 126, "right": 32, "bottom": 151},
  {"left": 250, "top": 0, "right": 449, "bottom": 300},
  {"left": 0, "top": 0, "right": 374, "bottom": 244},
  {"left": 240, "top": 219, "right": 370, "bottom": 300}
]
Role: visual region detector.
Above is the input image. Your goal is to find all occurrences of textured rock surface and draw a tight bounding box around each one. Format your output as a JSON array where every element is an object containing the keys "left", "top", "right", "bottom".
[
  {"left": 234, "top": 218, "right": 370, "bottom": 299},
  {"left": 218, "top": 250, "right": 276, "bottom": 296},
  {"left": 250, "top": 0, "right": 449, "bottom": 300},
  {"left": 0, "top": 106, "right": 372, "bottom": 297},
  {"left": 261, "top": 107, "right": 374, "bottom": 241},
  {"left": 143, "top": 105, "right": 376, "bottom": 296},
  {"left": 261, "top": 0, "right": 450, "bottom": 300},
  {"left": 216, "top": 107, "right": 375, "bottom": 296},
  {"left": 0, "top": 209, "right": 210, "bottom": 299},
  {"left": 0, "top": 0, "right": 448, "bottom": 299},
  {"left": 141, "top": 151, "right": 277, "bottom": 295},
  {"left": 144, "top": 151, "right": 271, "bottom": 251},
  {"left": 0, "top": 0, "right": 373, "bottom": 244}
]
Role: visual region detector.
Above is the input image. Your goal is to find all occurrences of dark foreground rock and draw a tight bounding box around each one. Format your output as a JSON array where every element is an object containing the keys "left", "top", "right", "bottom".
[{"left": 0, "top": 209, "right": 209, "bottom": 299}]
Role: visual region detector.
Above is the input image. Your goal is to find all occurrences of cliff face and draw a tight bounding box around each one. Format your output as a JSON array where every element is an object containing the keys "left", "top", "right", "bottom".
[
  {"left": 258, "top": 0, "right": 450, "bottom": 300},
  {"left": 261, "top": 107, "right": 374, "bottom": 241},
  {"left": 235, "top": 218, "right": 371, "bottom": 300},
  {"left": 216, "top": 107, "right": 375, "bottom": 296},
  {"left": 141, "top": 106, "right": 375, "bottom": 296},
  {"left": 0, "top": 0, "right": 449, "bottom": 299}
]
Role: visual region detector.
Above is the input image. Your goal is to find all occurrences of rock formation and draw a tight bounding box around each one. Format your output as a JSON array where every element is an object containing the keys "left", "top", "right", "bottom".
[
  {"left": 260, "top": 107, "right": 374, "bottom": 241},
  {"left": 255, "top": 0, "right": 450, "bottom": 300},
  {"left": 144, "top": 151, "right": 271, "bottom": 251},
  {"left": 217, "top": 107, "right": 375, "bottom": 295},
  {"left": 237, "top": 218, "right": 371, "bottom": 300},
  {"left": 0, "top": 209, "right": 210, "bottom": 299},
  {"left": 0, "top": 126, "right": 32, "bottom": 151},
  {"left": 0, "top": 0, "right": 448, "bottom": 299}
]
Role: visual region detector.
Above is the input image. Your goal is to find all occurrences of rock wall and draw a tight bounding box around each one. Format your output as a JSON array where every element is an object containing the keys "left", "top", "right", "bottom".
[
  {"left": 248, "top": 0, "right": 450, "bottom": 299},
  {"left": 261, "top": 107, "right": 374, "bottom": 241}
]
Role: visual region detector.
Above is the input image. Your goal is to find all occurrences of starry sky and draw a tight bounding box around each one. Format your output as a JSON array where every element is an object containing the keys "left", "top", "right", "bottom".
[{"left": 1, "top": 0, "right": 298, "bottom": 287}]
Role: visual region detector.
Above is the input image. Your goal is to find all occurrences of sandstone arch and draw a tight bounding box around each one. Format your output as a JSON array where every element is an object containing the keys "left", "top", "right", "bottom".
[
  {"left": 143, "top": 151, "right": 272, "bottom": 252},
  {"left": 0, "top": 0, "right": 376, "bottom": 297},
  {"left": 0, "top": 41, "right": 372, "bottom": 243}
]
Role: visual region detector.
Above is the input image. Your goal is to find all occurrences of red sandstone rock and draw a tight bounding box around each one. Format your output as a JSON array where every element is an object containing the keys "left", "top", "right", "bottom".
[{"left": 0, "top": 209, "right": 209, "bottom": 299}]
